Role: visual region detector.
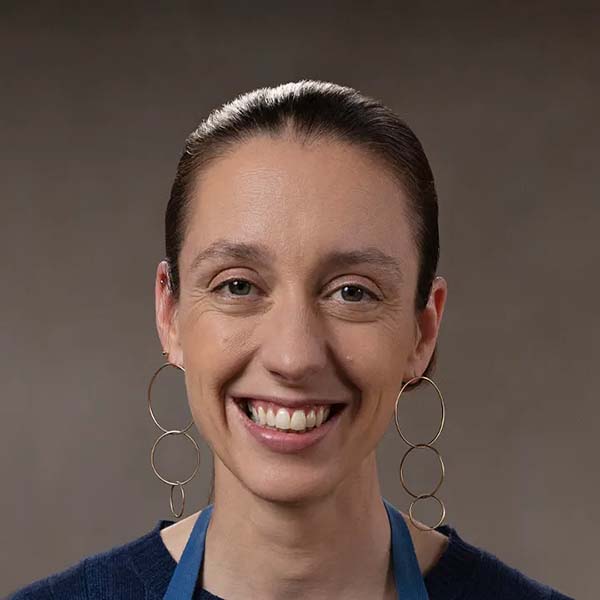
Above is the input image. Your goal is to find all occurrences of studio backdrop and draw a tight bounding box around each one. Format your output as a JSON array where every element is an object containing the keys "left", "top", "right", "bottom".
[{"left": 1, "top": 3, "right": 597, "bottom": 599}]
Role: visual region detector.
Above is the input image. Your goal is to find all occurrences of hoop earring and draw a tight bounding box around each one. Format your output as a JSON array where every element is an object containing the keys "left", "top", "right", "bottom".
[
  {"left": 147, "top": 353, "right": 201, "bottom": 519},
  {"left": 394, "top": 375, "right": 446, "bottom": 532}
]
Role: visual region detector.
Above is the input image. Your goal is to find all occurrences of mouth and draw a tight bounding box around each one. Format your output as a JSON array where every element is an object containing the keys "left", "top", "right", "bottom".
[
  {"left": 230, "top": 397, "right": 349, "bottom": 454},
  {"left": 235, "top": 398, "right": 346, "bottom": 430}
]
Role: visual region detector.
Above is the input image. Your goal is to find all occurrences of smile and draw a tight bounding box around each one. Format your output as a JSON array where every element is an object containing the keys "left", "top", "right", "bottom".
[
  {"left": 236, "top": 398, "right": 345, "bottom": 433},
  {"left": 230, "top": 397, "right": 348, "bottom": 453}
]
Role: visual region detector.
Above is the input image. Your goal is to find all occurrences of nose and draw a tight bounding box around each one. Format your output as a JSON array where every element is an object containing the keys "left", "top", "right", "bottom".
[{"left": 258, "top": 293, "right": 328, "bottom": 384}]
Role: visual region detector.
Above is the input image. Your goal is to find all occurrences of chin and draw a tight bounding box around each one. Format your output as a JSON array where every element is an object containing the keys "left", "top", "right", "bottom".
[{"left": 239, "top": 469, "right": 338, "bottom": 505}]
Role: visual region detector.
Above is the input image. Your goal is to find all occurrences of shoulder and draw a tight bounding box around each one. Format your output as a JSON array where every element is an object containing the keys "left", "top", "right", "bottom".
[
  {"left": 425, "top": 524, "right": 575, "bottom": 600},
  {"left": 8, "top": 557, "right": 89, "bottom": 600},
  {"left": 7, "top": 521, "right": 172, "bottom": 600}
]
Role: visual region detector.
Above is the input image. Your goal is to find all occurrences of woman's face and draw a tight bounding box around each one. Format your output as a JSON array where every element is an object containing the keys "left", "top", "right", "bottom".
[{"left": 156, "top": 135, "right": 446, "bottom": 503}]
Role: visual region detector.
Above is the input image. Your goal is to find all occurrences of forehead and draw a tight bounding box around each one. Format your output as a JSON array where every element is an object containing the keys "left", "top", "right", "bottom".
[{"left": 182, "top": 135, "right": 416, "bottom": 271}]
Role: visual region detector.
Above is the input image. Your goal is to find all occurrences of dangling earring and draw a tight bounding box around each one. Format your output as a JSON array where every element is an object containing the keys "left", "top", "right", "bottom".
[
  {"left": 394, "top": 375, "right": 446, "bottom": 532},
  {"left": 147, "top": 351, "right": 201, "bottom": 519}
]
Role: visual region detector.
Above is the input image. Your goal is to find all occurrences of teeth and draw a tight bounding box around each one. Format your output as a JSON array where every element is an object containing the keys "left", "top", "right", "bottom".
[
  {"left": 290, "top": 409, "right": 306, "bottom": 431},
  {"left": 245, "top": 401, "right": 334, "bottom": 433},
  {"left": 258, "top": 405, "right": 266, "bottom": 424},
  {"left": 316, "top": 408, "right": 324, "bottom": 427},
  {"left": 275, "top": 408, "right": 291, "bottom": 429}
]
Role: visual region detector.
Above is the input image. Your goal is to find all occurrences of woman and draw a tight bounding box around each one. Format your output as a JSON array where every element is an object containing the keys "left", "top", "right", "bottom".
[{"left": 10, "top": 80, "right": 574, "bottom": 599}]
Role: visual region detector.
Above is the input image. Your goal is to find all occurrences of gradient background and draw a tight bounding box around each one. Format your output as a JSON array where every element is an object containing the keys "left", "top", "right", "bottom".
[{"left": 2, "top": 2, "right": 598, "bottom": 598}]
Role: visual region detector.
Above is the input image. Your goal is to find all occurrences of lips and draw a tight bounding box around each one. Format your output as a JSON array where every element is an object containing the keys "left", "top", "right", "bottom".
[{"left": 228, "top": 395, "right": 348, "bottom": 454}]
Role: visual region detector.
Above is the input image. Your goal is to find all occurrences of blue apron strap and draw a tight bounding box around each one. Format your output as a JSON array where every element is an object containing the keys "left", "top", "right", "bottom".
[
  {"left": 163, "top": 504, "right": 214, "bottom": 599},
  {"left": 165, "top": 498, "right": 428, "bottom": 600},
  {"left": 383, "top": 497, "right": 430, "bottom": 599}
]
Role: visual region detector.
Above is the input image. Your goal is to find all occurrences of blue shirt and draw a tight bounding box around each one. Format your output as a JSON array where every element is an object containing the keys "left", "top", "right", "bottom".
[{"left": 8, "top": 519, "right": 574, "bottom": 599}]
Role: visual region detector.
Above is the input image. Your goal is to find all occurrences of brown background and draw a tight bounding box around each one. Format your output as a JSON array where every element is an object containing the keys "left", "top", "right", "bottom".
[{"left": 1, "top": 2, "right": 598, "bottom": 598}]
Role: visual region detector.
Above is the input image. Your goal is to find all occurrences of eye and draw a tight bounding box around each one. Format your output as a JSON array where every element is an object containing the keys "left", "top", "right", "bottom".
[
  {"left": 211, "top": 278, "right": 259, "bottom": 297},
  {"left": 330, "top": 283, "right": 380, "bottom": 303},
  {"left": 210, "top": 278, "right": 380, "bottom": 304}
]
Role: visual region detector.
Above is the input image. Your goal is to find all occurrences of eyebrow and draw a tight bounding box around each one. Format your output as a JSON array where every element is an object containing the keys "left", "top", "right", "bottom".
[{"left": 189, "top": 239, "right": 404, "bottom": 282}]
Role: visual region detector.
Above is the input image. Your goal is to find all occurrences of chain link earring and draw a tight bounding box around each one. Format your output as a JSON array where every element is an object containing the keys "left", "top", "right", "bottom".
[
  {"left": 147, "top": 351, "right": 201, "bottom": 519},
  {"left": 394, "top": 375, "right": 446, "bottom": 532}
]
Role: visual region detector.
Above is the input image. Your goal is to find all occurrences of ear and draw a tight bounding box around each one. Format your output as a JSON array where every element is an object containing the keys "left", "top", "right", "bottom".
[
  {"left": 155, "top": 260, "right": 184, "bottom": 367},
  {"left": 404, "top": 276, "right": 448, "bottom": 381}
]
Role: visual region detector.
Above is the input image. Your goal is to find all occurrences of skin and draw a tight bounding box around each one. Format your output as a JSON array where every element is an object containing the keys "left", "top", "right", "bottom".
[{"left": 155, "top": 133, "right": 448, "bottom": 600}]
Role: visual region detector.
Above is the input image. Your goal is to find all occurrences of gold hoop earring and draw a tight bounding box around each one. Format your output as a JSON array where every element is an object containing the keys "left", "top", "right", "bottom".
[
  {"left": 147, "top": 354, "right": 200, "bottom": 519},
  {"left": 394, "top": 375, "right": 446, "bottom": 532}
]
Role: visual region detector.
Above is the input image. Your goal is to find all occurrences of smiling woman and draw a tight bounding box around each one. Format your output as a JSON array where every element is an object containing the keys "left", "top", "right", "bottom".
[{"left": 9, "top": 80, "right": 574, "bottom": 600}]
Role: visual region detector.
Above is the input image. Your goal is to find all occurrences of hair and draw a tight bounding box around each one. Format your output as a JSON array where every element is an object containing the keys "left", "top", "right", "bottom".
[{"left": 163, "top": 80, "right": 441, "bottom": 505}]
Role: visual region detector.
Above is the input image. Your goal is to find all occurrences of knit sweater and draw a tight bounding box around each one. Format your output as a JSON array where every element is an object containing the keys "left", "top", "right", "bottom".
[{"left": 8, "top": 519, "right": 574, "bottom": 599}]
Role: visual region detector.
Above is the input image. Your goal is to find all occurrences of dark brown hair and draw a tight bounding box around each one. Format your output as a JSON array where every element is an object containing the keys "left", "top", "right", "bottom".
[{"left": 164, "top": 80, "right": 441, "bottom": 504}]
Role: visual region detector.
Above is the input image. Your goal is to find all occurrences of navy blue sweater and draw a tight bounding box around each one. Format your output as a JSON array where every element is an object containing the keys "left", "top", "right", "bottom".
[{"left": 8, "top": 519, "right": 574, "bottom": 599}]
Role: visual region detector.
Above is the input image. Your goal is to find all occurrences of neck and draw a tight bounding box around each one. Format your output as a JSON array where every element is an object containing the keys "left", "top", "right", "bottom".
[
  {"left": 202, "top": 451, "right": 396, "bottom": 600},
  {"left": 160, "top": 452, "right": 449, "bottom": 600}
]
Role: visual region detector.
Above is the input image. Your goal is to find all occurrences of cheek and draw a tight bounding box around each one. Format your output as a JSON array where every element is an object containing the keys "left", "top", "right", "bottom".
[
  {"left": 181, "top": 309, "right": 253, "bottom": 373},
  {"left": 180, "top": 315, "right": 256, "bottom": 436},
  {"left": 334, "top": 324, "right": 413, "bottom": 431},
  {"left": 337, "top": 320, "right": 413, "bottom": 384}
]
